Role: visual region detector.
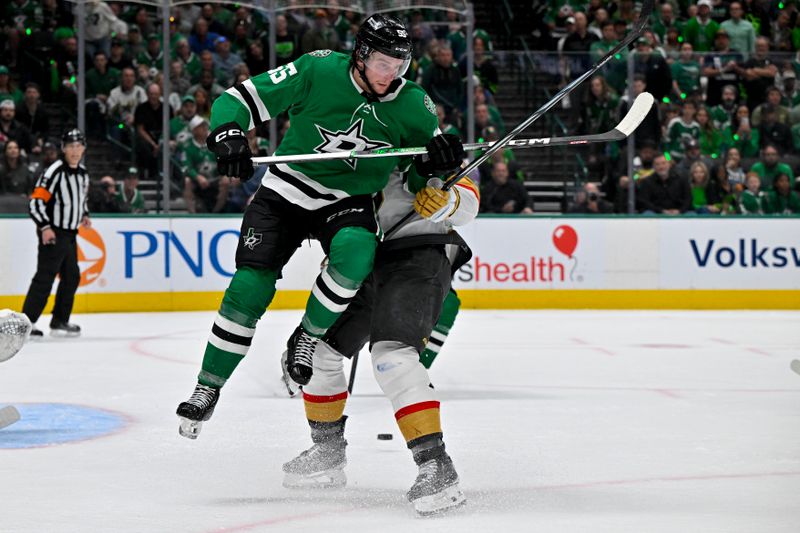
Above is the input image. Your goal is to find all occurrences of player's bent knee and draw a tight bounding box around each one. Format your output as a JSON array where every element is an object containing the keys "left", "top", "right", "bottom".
[
  {"left": 371, "top": 341, "right": 436, "bottom": 410},
  {"left": 304, "top": 341, "right": 347, "bottom": 396},
  {"left": 220, "top": 267, "right": 278, "bottom": 325},
  {"left": 328, "top": 227, "right": 377, "bottom": 284}
]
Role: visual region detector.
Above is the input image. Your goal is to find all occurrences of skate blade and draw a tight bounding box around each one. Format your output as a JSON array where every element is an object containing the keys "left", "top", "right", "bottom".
[
  {"left": 282, "top": 468, "right": 346, "bottom": 489},
  {"left": 412, "top": 484, "right": 466, "bottom": 516},
  {"left": 49, "top": 329, "right": 80, "bottom": 338},
  {"left": 178, "top": 417, "right": 203, "bottom": 439},
  {"left": 280, "top": 350, "right": 301, "bottom": 397}
]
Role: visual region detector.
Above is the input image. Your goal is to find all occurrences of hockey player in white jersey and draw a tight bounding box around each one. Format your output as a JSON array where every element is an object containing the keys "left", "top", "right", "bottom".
[{"left": 280, "top": 168, "right": 479, "bottom": 516}]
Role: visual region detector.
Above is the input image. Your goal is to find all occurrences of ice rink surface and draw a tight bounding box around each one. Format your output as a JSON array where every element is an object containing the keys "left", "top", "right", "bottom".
[{"left": 1, "top": 309, "right": 798, "bottom": 533}]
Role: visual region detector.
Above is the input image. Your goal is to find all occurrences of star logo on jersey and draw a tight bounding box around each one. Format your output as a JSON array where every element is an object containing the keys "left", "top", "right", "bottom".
[
  {"left": 314, "top": 119, "right": 391, "bottom": 170},
  {"left": 242, "top": 227, "right": 262, "bottom": 250}
]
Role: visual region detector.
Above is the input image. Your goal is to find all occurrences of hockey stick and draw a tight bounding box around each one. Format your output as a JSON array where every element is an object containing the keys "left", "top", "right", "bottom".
[
  {"left": 0, "top": 405, "right": 20, "bottom": 430},
  {"left": 791, "top": 359, "right": 800, "bottom": 376},
  {"left": 249, "top": 92, "right": 654, "bottom": 166},
  {"left": 382, "top": 0, "right": 655, "bottom": 237},
  {"left": 347, "top": 352, "right": 359, "bottom": 394}
]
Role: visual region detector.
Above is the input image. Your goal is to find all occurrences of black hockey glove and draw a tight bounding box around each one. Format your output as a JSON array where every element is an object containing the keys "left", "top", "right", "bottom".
[
  {"left": 207, "top": 122, "right": 253, "bottom": 180},
  {"left": 414, "top": 133, "right": 466, "bottom": 178}
]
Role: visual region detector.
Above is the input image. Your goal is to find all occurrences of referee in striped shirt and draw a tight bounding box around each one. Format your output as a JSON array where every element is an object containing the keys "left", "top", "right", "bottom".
[{"left": 22, "top": 129, "right": 91, "bottom": 338}]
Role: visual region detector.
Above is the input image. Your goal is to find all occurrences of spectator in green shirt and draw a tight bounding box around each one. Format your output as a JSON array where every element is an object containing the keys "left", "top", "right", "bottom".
[
  {"left": 690, "top": 160, "right": 715, "bottom": 213},
  {"left": 696, "top": 106, "right": 723, "bottom": 159},
  {"left": 722, "top": 104, "right": 760, "bottom": 158},
  {"left": 671, "top": 43, "right": 702, "bottom": 100},
  {"left": 710, "top": 84, "right": 739, "bottom": 130},
  {"left": 590, "top": 21, "right": 627, "bottom": 94},
  {"left": 666, "top": 100, "right": 701, "bottom": 161},
  {"left": 720, "top": 2, "right": 756, "bottom": 56},
  {"left": 116, "top": 166, "right": 147, "bottom": 213},
  {"left": 135, "top": 33, "right": 164, "bottom": 68},
  {"left": 652, "top": 3, "right": 683, "bottom": 44},
  {"left": 86, "top": 51, "right": 121, "bottom": 99},
  {"left": 169, "top": 95, "right": 197, "bottom": 150},
  {"left": 764, "top": 173, "right": 800, "bottom": 214},
  {"left": 749, "top": 144, "right": 795, "bottom": 190},
  {"left": 683, "top": 0, "right": 720, "bottom": 52},
  {"left": 86, "top": 51, "right": 120, "bottom": 140},
  {"left": 739, "top": 172, "right": 766, "bottom": 214}
]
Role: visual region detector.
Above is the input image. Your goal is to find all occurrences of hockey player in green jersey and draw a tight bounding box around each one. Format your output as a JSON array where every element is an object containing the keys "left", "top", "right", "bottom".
[{"left": 176, "top": 13, "right": 465, "bottom": 439}]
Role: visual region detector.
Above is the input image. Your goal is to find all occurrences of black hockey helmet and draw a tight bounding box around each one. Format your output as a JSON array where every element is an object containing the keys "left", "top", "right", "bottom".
[
  {"left": 353, "top": 13, "right": 412, "bottom": 71},
  {"left": 61, "top": 128, "right": 86, "bottom": 147}
]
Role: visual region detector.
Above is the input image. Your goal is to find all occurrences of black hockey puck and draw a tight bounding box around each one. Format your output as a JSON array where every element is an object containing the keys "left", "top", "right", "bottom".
[{"left": 377, "top": 433, "right": 393, "bottom": 440}]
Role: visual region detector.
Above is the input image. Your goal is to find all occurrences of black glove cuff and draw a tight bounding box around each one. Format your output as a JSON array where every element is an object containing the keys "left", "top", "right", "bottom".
[{"left": 207, "top": 121, "right": 246, "bottom": 151}]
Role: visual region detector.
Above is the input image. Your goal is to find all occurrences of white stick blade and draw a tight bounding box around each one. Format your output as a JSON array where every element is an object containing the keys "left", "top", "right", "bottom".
[
  {"left": 791, "top": 359, "right": 800, "bottom": 376},
  {"left": 615, "top": 92, "right": 655, "bottom": 137},
  {"left": 0, "top": 405, "right": 20, "bottom": 430}
]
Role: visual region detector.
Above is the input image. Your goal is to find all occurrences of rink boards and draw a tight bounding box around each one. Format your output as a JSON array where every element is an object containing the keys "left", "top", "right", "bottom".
[{"left": 0, "top": 215, "right": 798, "bottom": 311}]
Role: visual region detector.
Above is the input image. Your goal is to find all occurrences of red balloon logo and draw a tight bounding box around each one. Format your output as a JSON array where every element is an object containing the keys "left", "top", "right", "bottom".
[{"left": 552, "top": 225, "right": 578, "bottom": 258}]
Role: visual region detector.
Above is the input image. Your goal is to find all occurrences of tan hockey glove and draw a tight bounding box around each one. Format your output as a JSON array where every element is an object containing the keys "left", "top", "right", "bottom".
[{"left": 414, "top": 181, "right": 459, "bottom": 222}]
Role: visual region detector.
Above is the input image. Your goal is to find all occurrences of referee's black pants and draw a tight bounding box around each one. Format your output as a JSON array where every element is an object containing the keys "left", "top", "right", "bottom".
[{"left": 22, "top": 228, "right": 81, "bottom": 325}]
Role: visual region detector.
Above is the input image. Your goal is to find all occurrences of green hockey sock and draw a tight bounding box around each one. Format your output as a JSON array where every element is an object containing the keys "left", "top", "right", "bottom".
[
  {"left": 198, "top": 267, "right": 278, "bottom": 387},
  {"left": 301, "top": 226, "right": 376, "bottom": 337},
  {"left": 420, "top": 288, "right": 461, "bottom": 369}
]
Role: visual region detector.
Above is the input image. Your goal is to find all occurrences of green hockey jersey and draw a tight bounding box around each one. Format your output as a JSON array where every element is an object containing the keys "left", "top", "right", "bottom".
[
  {"left": 209, "top": 50, "right": 439, "bottom": 210},
  {"left": 179, "top": 137, "right": 217, "bottom": 181}
]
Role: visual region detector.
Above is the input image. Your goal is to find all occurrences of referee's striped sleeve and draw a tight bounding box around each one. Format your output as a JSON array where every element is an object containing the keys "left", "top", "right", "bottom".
[{"left": 29, "top": 162, "right": 61, "bottom": 228}]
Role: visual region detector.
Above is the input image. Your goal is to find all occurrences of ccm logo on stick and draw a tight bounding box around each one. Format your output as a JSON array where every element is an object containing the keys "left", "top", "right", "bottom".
[{"left": 508, "top": 138, "right": 550, "bottom": 146}]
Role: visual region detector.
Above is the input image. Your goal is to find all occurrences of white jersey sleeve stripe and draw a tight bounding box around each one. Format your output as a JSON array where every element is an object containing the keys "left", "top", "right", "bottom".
[
  {"left": 224, "top": 86, "right": 255, "bottom": 131},
  {"left": 243, "top": 79, "right": 271, "bottom": 122}
]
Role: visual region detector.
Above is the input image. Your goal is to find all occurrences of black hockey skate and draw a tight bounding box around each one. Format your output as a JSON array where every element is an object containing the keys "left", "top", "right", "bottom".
[
  {"left": 407, "top": 451, "right": 466, "bottom": 516},
  {"left": 283, "top": 417, "right": 348, "bottom": 489},
  {"left": 285, "top": 325, "right": 317, "bottom": 386},
  {"left": 29, "top": 328, "right": 43, "bottom": 339},
  {"left": 49, "top": 320, "right": 81, "bottom": 337},
  {"left": 176, "top": 383, "right": 219, "bottom": 439}
]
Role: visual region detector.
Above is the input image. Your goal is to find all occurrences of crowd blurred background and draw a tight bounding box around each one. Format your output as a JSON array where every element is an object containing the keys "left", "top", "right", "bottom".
[{"left": 0, "top": 0, "right": 798, "bottom": 216}]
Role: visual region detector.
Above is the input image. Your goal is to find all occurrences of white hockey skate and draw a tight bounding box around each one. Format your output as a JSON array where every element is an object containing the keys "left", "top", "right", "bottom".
[
  {"left": 283, "top": 417, "right": 347, "bottom": 489},
  {"left": 407, "top": 453, "right": 466, "bottom": 516}
]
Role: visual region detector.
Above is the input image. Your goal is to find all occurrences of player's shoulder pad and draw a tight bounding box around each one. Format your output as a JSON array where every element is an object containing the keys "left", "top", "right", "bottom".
[
  {"left": 298, "top": 50, "right": 348, "bottom": 77},
  {"left": 398, "top": 80, "right": 437, "bottom": 114},
  {"left": 303, "top": 50, "right": 349, "bottom": 67}
]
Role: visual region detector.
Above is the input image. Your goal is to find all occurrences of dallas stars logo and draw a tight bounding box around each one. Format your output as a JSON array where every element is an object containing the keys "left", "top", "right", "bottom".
[
  {"left": 314, "top": 119, "right": 390, "bottom": 170},
  {"left": 242, "top": 227, "right": 262, "bottom": 250}
]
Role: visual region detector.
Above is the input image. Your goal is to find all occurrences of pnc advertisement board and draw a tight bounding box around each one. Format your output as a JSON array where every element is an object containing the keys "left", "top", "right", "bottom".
[{"left": 0, "top": 216, "right": 797, "bottom": 310}]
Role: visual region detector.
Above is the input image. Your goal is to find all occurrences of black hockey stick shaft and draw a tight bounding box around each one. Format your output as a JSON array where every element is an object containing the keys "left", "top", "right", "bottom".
[
  {"left": 347, "top": 352, "right": 359, "bottom": 394},
  {"left": 383, "top": 0, "right": 654, "bottom": 238}
]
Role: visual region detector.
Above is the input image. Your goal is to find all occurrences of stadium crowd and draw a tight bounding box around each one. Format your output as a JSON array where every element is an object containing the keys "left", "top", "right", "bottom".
[{"left": 0, "top": 1, "right": 798, "bottom": 216}]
